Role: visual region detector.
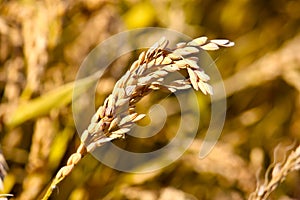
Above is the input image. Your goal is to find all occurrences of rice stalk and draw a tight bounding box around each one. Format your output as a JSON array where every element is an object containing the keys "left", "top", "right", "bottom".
[
  {"left": 19, "top": 118, "right": 56, "bottom": 200},
  {"left": 248, "top": 145, "right": 300, "bottom": 200},
  {"left": 41, "top": 36, "right": 234, "bottom": 200}
]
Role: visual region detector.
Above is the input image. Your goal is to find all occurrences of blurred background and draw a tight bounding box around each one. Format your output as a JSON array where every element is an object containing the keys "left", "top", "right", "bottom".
[{"left": 1, "top": 0, "right": 300, "bottom": 199}]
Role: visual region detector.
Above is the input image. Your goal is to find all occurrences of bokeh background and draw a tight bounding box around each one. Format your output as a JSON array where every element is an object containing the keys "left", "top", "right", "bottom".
[{"left": 1, "top": 0, "right": 300, "bottom": 199}]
